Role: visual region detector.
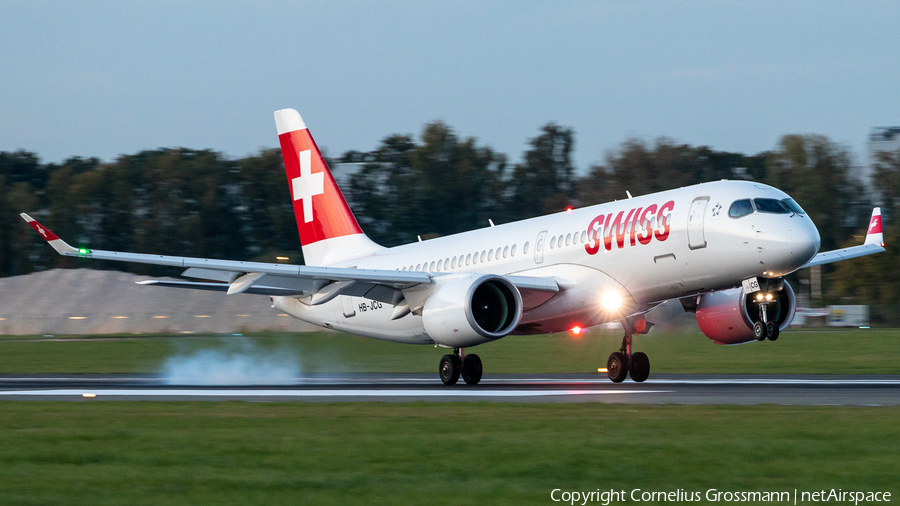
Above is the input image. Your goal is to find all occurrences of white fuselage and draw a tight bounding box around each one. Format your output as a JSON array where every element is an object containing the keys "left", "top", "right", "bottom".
[{"left": 274, "top": 180, "right": 821, "bottom": 344}]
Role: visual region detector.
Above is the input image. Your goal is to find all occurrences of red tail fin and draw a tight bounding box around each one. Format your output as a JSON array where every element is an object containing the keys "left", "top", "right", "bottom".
[{"left": 274, "top": 109, "right": 382, "bottom": 266}]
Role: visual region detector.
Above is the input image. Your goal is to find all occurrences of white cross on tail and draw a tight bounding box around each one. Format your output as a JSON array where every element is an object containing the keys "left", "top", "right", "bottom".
[{"left": 291, "top": 149, "right": 325, "bottom": 223}]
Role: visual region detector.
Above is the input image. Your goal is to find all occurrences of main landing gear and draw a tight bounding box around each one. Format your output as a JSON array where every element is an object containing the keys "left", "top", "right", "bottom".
[
  {"left": 439, "top": 348, "right": 483, "bottom": 386},
  {"left": 606, "top": 315, "right": 651, "bottom": 383}
]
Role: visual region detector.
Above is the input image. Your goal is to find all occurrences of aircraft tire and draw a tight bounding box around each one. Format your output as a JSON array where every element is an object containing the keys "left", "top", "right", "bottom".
[
  {"left": 767, "top": 322, "right": 779, "bottom": 341},
  {"left": 607, "top": 352, "right": 628, "bottom": 383},
  {"left": 439, "top": 354, "right": 461, "bottom": 385},
  {"left": 461, "top": 354, "right": 483, "bottom": 385},
  {"left": 753, "top": 321, "right": 766, "bottom": 341},
  {"left": 630, "top": 352, "right": 650, "bottom": 382}
]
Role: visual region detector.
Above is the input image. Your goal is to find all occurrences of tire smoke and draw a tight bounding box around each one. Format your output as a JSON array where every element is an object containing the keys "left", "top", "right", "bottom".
[{"left": 161, "top": 338, "right": 301, "bottom": 385}]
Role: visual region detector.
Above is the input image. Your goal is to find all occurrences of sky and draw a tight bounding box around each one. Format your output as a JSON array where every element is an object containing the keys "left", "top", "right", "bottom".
[{"left": 2, "top": 0, "right": 899, "bottom": 172}]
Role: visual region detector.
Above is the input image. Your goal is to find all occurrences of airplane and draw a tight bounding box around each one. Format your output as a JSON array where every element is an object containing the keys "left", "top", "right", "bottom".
[{"left": 21, "top": 108, "right": 886, "bottom": 385}]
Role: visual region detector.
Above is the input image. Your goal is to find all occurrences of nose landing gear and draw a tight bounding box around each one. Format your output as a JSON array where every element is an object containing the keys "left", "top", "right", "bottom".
[
  {"left": 753, "top": 295, "right": 780, "bottom": 341},
  {"left": 606, "top": 315, "right": 651, "bottom": 383}
]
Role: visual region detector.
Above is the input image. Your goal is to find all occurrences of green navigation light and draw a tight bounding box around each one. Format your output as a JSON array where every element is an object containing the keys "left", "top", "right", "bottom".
[{"left": 78, "top": 248, "right": 91, "bottom": 255}]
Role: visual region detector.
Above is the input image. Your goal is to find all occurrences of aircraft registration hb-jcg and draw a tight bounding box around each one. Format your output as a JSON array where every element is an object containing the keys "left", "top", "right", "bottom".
[{"left": 22, "top": 109, "right": 886, "bottom": 384}]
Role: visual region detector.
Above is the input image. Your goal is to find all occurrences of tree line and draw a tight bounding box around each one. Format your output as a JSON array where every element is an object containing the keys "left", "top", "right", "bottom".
[{"left": 1, "top": 122, "right": 897, "bottom": 304}]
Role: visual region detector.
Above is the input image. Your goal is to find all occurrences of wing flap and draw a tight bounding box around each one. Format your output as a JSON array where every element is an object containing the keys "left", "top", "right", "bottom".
[{"left": 137, "top": 280, "right": 310, "bottom": 296}]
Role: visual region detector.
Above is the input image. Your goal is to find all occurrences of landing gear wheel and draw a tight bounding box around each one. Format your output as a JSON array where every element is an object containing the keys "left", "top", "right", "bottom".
[
  {"left": 630, "top": 352, "right": 650, "bottom": 382},
  {"left": 766, "top": 322, "right": 779, "bottom": 341},
  {"left": 607, "top": 352, "right": 628, "bottom": 383},
  {"left": 753, "top": 321, "right": 766, "bottom": 341},
  {"left": 439, "top": 354, "right": 461, "bottom": 385},
  {"left": 461, "top": 354, "right": 483, "bottom": 385}
]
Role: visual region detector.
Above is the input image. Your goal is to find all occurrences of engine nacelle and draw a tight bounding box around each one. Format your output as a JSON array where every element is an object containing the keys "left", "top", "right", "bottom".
[
  {"left": 422, "top": 274, "right": 523, "bottom": 348},
  {"left": 695, "top": 282, "right": 796, "bottom": 344}
]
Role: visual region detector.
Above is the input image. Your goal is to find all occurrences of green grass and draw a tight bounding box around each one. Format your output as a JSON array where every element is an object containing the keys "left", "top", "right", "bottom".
[
  {"left": 0, "top": 403, "right": 897, "bottom": 505},
  {"left": 1, "top": 328, "right": 898, "bottom": 375}
]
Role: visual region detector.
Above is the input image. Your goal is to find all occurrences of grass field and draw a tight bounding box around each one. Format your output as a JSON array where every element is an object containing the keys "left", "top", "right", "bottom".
[
  {"left": 1, "top": 329, "right": 898, "bottom": 504},
  {"left": 0, "top": 402, "right": 897, "bottom": 505},
  {"left": 0, "top": 328, "right": 898, "bottom": 375}
]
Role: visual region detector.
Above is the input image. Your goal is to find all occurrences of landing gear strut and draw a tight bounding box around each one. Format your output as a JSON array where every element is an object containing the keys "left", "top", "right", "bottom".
[
  {"left": 754, "top": 296, "right": 780, "bottom": 341},
  {"left": 606, "top": 315, "right": 651, "bottom": 383},
  {"left": 439, "top": 348, "right": 482, "bottom": 386}
]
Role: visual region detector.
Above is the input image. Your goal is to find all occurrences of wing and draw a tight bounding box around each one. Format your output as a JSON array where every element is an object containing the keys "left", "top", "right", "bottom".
[
  {"left": 801, "top": 207, "right": 885, "bottom": 268},
  {"left": 20, "top": 213, "right": 559, "bottom": 306}
]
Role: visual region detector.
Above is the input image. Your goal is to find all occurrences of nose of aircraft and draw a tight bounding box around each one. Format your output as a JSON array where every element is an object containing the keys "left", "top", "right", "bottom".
[
  {"left": 791, "top": 217, "right": 821, "bottom": 264},
  {"left": 773, "top": 216, "right": 820, "bottom": 272},
  {"left": 755, "top": 214, "right": 821, "bottom": 275}
]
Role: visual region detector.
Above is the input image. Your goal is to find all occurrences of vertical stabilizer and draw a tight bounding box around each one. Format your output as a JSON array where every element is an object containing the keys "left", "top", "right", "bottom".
[{"left": 274, "top": 108, "right": 383, "bottom": 266}]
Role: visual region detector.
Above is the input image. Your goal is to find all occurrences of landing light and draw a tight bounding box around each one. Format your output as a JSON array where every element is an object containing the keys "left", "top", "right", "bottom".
[
  {"left": 571, "top": 326, "right": 582, "bottom": 335},
  {"left": 598, "top": 368, "right": 608, "bottom": 373},
  {"left": 601, "top": 292, "right": 622, "bottom": 312},
  {"left": 765, "top": 293, "right": 773, "bottom": 301}
]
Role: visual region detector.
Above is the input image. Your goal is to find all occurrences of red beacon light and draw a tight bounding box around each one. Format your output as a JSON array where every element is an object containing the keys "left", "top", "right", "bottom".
[
  {"left": 570, "top": 325, "right": 582, "bottom": 335},
  {"left": 565, "top": 207, "right": 573, "bottom": 213}
]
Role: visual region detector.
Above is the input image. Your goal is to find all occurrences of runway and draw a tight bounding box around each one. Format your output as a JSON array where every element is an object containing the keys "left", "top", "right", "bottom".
[{"left": 1, "top": 374, "right": 898, "bottom": 404}]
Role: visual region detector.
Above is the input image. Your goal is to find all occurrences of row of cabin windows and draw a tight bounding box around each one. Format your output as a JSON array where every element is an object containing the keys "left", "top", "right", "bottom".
[
  {"left": 549, "top": 230, "right": 588, "bottom": 249},
  {"left": 399, "top": 220, "right": 642, "bottom": 273},
  {"left": 400, "top": 242, "right": 528, "bottom": 273},
  {"left": 548, "top": 215, "right": 670, "bottom": 251}
]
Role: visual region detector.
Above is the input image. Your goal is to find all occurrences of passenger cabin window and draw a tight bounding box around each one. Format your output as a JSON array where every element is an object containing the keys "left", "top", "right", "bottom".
[
  {"left": 729, "top": 199, "right": 754, "bottom": 218},
  {"left": 754, "top": 198, "right": 790, "bottom": 214},
  {"left": 782, "top": 198, "right": 805, "bottom": 215}
]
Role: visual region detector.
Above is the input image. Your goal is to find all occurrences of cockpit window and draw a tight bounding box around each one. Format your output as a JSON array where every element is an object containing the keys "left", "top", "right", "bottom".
[
  {"left": 782, "top": 198, "right": 805, "bottom": 215},
  {"left": 754, "top": 198, "right": 791, "bottom": 214},
  {"left": 729, "top": 199, "right": 754, "bottom": 218}
]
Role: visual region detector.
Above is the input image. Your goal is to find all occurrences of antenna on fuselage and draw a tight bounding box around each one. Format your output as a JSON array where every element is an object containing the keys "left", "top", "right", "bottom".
[
  {"left": 488, "top": 219, "right": 495, "bottom": 227},
  {"left": 626, "top": 191, "right": 633, "bottom": 199}
]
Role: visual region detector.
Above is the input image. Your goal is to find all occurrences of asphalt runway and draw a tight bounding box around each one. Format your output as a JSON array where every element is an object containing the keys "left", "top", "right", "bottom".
[{"left": 0, "top": 374, "right": 898, "bottom": 404}]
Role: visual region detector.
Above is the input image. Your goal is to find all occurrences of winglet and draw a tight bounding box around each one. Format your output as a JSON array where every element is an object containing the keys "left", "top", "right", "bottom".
[
  {"left": 20, "top": 213, "right": 80, "bottom": 255},
  {"left": 864, "top": 207, "right": 884, "bottom": 247}
]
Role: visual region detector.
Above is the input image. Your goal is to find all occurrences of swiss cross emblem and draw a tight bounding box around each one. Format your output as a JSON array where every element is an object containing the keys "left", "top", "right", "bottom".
[
  {"left": 37, "top": 225, "right": 47, "bottom": 237},
  {"left": 291, "top": 149, "right": 325, "bottom": 223}
]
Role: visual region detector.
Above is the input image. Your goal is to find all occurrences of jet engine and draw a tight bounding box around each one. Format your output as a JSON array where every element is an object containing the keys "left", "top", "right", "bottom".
[
  {"left": 695, "top": 281, "right": 796, "bottom": 344},
  {"left": 422, "top": 274, "right": 523, "bottom": 348}
]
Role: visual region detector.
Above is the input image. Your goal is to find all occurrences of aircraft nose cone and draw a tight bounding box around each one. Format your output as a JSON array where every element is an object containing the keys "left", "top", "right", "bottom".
[{"left": 790, "top": 218, "right": 820, "bottom": 265}]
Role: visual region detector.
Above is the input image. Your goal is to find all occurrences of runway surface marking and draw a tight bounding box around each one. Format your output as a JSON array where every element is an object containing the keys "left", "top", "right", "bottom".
[
  {"left": 0, "top": 388, "right": 669, "bottom": 398},
  {"left": 1, "top": 376, "right": 899, "bottom": 385}
]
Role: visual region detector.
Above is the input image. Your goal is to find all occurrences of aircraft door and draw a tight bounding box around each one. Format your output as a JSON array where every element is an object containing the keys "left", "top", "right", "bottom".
[
  {"left": 688, "top": 197, "right": 709, "bottom": 250},
  {"left": 534, "top": 230, "right": 547, "bottom": 264}
]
